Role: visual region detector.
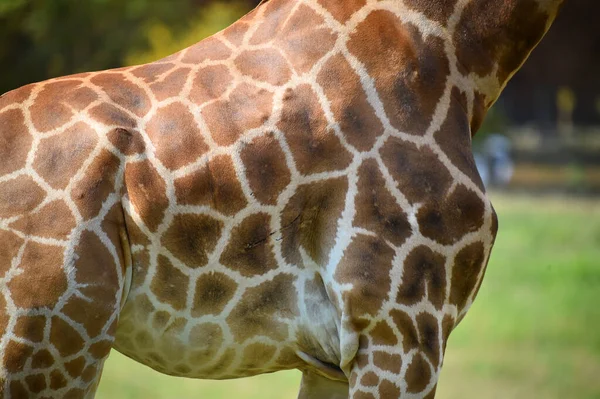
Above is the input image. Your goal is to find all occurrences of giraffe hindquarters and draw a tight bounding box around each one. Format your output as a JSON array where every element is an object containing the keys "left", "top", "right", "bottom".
[
  {"left": 0, "top": 321, "right": 110, "bottom": 399},
  {"left": 298, "top": 371, "right": 349, "bottom": 399},
  {"left": 0, "top": 224, "right": 126, "bottom": 398}
]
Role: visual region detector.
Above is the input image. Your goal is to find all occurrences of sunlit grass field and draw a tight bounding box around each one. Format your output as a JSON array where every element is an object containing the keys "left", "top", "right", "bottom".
[{"left": 96, "top": 194, "right": 600, "bottom": 399}]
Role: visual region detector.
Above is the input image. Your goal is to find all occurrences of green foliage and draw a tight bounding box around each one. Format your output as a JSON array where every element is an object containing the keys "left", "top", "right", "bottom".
[
  {"left": 0, "top": 0, "right": 257, "bottom": 94},
  {"left": 126, "top": 2, "right": 248, "bottom": 66},
  {"left": 0, "top": 0, "right": 27, "bottom": 14}
]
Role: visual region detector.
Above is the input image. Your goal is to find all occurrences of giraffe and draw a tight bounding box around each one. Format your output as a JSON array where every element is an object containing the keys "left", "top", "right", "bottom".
[{"left": 0, "top": 0, "right": 564, "bottom": 398}]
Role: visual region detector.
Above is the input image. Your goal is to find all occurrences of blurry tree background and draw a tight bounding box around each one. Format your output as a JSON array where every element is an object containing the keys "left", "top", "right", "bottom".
[{"left": 0, "top": 0, "right": 261, "bottom": 95}]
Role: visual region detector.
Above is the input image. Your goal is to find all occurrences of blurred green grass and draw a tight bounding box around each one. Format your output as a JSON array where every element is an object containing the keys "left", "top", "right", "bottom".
[{"left": 96, "top": 194, "right": 600, "bottom": 399}]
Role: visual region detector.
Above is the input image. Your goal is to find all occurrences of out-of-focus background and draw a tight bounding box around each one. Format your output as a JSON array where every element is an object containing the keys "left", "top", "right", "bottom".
[{"left": 1, "top": 1, "right": 598, "bottom": 398}]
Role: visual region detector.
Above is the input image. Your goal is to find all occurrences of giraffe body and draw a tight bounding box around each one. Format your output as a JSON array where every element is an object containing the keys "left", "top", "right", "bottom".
[{"left": 0, "top": 0, "right": 563, "bottom": 397}]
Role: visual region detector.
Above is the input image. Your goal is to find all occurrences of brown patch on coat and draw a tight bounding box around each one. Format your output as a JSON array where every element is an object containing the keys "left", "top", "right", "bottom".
[
  {"left": 235, "top": 48, "right": 292, "bottom": 86},
  {"left": 250, "top": 0, "right": 297, "bottom": 45},
  {"left": 189, "top": 65, "right": 233, "bottom": 105},
  {"left": 50, "top": 317, "right": 85, "bottom": 357},
  {"left": 275, "top": 4, "right": 338, "bottom": 74},
  {"left": 49, "top": 369, "right": 68, "bottom": 389},
  {"left": 416, "top": 184, "right": 485, "bottom": 245},
  {"left": 182, "top": 37, "right": 232, "bottom": 64},
  {"left": 162, "top": 214, "right": 224, "bottom": 269},
  {"left": 107, "top": 128, "right": 146, "bottom": 155},
  {"left": 318, "top": 54, "right": 384, "bottom": 151},
  {"left": 370, "top": 321, "right": 398, "bottom": 346},
  {"left": 380, "top": 138, "right": 452, "bottom": 204},
  {"left": 227, "top": 273, "right": 298, "bottom": 342},
  {"left": 220, "top": 213, "right": 278, "bottom": 277},
  {"left": 91, "top": 73, "right": 151, "bottom": 117},
  {"left": 8, "top": 242, "right": 67, "bottom": 309},
  {"left": 335, "top": 235, "right": 395, "bottom": 316},
  {"left": 434, "top": 89, "right": 484, "bottom": 190},
  {"left": 405, "top": 352, "right": 432, "bottom": 394},
  {"left": 71, "top": 149, "right": 120, "bottom": 220},
  {"left": 280, "top": 177, "right": 348, "bottom": 266},
  {"left": 222, "top": 21, "right": 250, "bottom": 47},
  {"left": 0, "top": 231, "right": 23, "bottom": 278},
  {"left": 0, "top": 83, "right": 33, "bottom": 104},
  {"left": 0, "top": 108, "right": 31, "bottom": 175},
  {"left": 151, "top": 67, "right": 191, "bottom": 102},
  {"left": 0, "top": 176, "right": 45, "bottom": 218},
  {"left": 125, "top": 160, "right": 169, "bottom": 232},
  {"left": 64, "top": 86, "right": 98, "bottom": 111},
  {"left": 25, "top": 373, "right": 46, "bottom": 393},
  {"left": 9, "top": 200, "right": 76, "bottom": 240},
  {"left": 449, "top": 241, "right": 486, "bottom": 311},
  {"left": 61, "top": 290, "right": 113, "bottom": 339},
  {"left": 9, "top": 381, "right": 28, "bottom": 398},
  {"left": 404, "top": 0, "right": 458, "bottom": 25},
  {"left": 30, "top": 81, "right": 78, "bottom": 132},
  {"left": 13, "top": 315, "right": 46, "bottom": 343},
  {"left": 203, "top": 83, "right": 273, "bottom": 146},
  {"left": 317, "top": 0, "right": 366, "bottom": 23},
  {"left": 89, "top": 103, "right": 137, "bottom": 129},
  {"left": 240, "top": 134, "right": 291, "bottom": 205},
  {"left": 454, "top": 0, "right": 550, "bottom": 83},
  {"left": 32, "top": 349, "right": 55, "bottom": 369},
  {"left": 4, "top": 340, "right": 34, "bottom": 373},
  {"left": 151, "top": 255, "right": 189, "bottom": 311},
  {"left": 34, "top": 121, "right": 98, "bottom": 190},
  {"left": 146, "top": 102, "right": 209, "bottom": 170},
  {"left": 390, "top": 309, "right": 419, "bottom": 351},
  {"left": 348, "top": 11, "right": 449, "bottom": 135},
  {"left": 397, "top": 246, "right": 447, "bottom": 309},
  {"left": 379, "top": 379, "right": 401, "bottom": 398},
  {"left": 373, "top": 351, "right": 402, "bottom": 374},
  {"left": 99, "top": 203, "right": 126, "bottom": 276},
  {"left": 67, "top": 231, "right": 120, "bottom": 337},
  {"left": 416, "top": 313, "right": 441, "bottom": 367},
  {"left": 131, "top": 63, "right": 175, "bottom": 84},
  {"left": 64, "top": 357, "right": 86, "bottom": 378},
  {"left": 278, "top": 85, "right": 352, "bottom": 174},
  {"left": 174, "top": 154, "right": 247, "bottom": 215},
  {"left": 89, "top": 340, "right": 112, "bottom": 360},
  {"left": 361, "top": 371, "right": 379, "bottom": 387},
  {"left": 354, "top": 391, "right": 376, "bottom": 399},
  {"left": 192, "top": 272, "right": 237, "bottom": 316},
  {"left": 72, "top": 231, "right": 120, "bottom": 291},
  {"left": 354, "top": 159, "right": 412, "bottom": 245}
]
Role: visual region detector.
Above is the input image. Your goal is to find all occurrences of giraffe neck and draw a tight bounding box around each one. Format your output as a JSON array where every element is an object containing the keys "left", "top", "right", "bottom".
[
  {"left": 238, "top": 0, "right": 564, "bottom": 136},
  {"left": 452, "top": 0, "right": 564, "bottom": 131}
]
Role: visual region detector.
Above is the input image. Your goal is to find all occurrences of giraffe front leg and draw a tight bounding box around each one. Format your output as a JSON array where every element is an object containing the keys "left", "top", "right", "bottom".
[
  {"left": 348, "top": 326, "right": 442, "bottom": 399},
  {"left": 0, "top": 220, "right": 127, "bottom": 398},
  {"left": 333, "top": 235, "right": 456, "bottom": 398}
]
